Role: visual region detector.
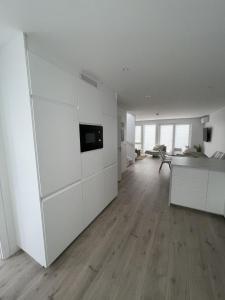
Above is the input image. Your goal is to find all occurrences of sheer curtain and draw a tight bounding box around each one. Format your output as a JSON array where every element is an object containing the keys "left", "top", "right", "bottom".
[
  {"left": 174, "top": 124, "right": 190, "bottom": 151},
  {"left": 159, "top": 125, "right": 173, "bottom": 154},
  {"left": 135, "top": 125, "right": 142, "bottom": 149},
  {"left": 136, "top": 123, "right": 190, "bottom": 154},
  {"left": 143, "top": 125, "right": 156, "bottom": 151}
]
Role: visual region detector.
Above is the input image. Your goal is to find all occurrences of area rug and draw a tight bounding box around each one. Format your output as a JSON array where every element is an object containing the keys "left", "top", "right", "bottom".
[{"left": 136, "top": 155, "right": 146, "bottom": 160}]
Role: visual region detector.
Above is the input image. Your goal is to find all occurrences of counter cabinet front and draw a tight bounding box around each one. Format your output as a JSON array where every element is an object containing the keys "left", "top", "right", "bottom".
[{"left": 170, "top": 161, "right": 225, "bottom": 216}]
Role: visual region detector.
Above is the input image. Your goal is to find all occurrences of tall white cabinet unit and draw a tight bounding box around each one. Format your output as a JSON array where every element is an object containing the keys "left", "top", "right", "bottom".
[{"left": 0, "top": 33, "right": 118, "bottom": 267}]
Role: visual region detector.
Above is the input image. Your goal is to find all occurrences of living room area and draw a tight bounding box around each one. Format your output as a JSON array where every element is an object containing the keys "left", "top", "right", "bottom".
[
  {"left": 135, "top": 117, "right": 203, "bottom": 162},
  {"left": 133, "top": 105, "right": 225, "bottom": 219},
  {"left": 135, "top": 112, "right": 225, "bottom": 162}
]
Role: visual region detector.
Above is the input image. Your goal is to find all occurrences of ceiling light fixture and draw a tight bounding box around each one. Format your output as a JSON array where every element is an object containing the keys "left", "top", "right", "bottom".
[
  {"left": 122, "top": 66, "right": 129, "bottom": 72},
  {"left": 155, "top": 112, "right": 159, "bottom": 116}
]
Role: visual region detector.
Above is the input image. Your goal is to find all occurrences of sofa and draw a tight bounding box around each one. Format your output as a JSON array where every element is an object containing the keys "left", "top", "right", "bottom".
[{"left": 145, "top": 145, "right": 167, "bottom": 158}]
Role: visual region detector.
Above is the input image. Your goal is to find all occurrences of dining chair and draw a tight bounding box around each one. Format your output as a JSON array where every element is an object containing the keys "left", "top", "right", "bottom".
[
  {"left": 211, "top": 151, "right": 225, "bottom": 159},
  {"left": 159, "top": 149, "right": 172, "bottom": 172}
]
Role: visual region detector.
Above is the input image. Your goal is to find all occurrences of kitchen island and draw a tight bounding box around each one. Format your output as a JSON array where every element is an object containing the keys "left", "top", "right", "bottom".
[{"left": 169, "top": 157, "right": 225, "bottom": 215}]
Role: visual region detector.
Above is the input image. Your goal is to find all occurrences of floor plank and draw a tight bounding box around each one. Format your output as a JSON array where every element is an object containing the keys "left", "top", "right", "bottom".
[{"left": 0, "top": 158, "right": 225, "bottom": 300}]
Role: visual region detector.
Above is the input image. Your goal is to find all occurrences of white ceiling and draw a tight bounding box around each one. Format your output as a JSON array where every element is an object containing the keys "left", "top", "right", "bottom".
[{"left": 1, "top": 0, "right": 225, "bottom": 120}]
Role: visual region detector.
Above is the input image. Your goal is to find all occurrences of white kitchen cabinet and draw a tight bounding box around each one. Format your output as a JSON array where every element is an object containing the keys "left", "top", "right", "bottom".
[
  {"left": 82, "top": 172, "right": 105, "bottom": 228},
  {"left": 0, "top": 34, "right": 47, "bottom": 266},
  {"left": 103, "top": 115, "right": 117, "bottom": 167},
  {"left": 32, "top": 97, "right": 81, "bottom": 197},
  {"left": 101, "top": 89, "right": 117, "bottom": 117},
  {"left": 42, "top": 182, "right": 84, "bottom": 266},
  {"left": 206, "top": 171, "right": 225, "bottom": 215},
  {"left": 77, "top": 80, "right": 103, "bottom": 125},
  {"left": 171, "top": 167, "right": 208, "bottom": 211},
  {"left": 28, "top": 52, "right": 75, "bottom": 105},
  {"left": 104, "top": 164, "right": 118, "bottom": 206},
  {"left": 81, "top": 149, "right": 103, "bottom": 179},
  {"left": 0, "top": 34, "right": 118, "bottom": 267},
  {"left": 170, "top": 157, "right": 225, "bottom": 216}
]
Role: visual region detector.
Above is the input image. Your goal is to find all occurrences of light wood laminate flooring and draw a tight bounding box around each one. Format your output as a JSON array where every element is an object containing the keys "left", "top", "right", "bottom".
[{"left": 0, "top": 158, "right": 225, "bottom": 300}]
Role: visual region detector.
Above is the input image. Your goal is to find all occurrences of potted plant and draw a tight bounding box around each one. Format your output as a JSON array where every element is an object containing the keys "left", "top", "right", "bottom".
[{"left": 194, "top": 144, "right": 202, "bottom": 153}]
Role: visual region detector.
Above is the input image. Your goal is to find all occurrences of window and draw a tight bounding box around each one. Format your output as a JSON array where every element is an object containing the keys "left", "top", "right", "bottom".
[
  {"left": 139, "top": 122, "right": 191, "bottom": 154},
  {"left": 160, "top": 125, "right": 173, "bottom": 154},
  {"left": 143, "top": 125, "right": 156, "bottom": 151},
  {"left": 135, "top": 126, "right": 142, "bottom": 143},
  {"left": 175, "top": 124, "right": 190, "bottom": 150},
  {"left": 135, "top": 126, "right": 142, "bottom": 149}
]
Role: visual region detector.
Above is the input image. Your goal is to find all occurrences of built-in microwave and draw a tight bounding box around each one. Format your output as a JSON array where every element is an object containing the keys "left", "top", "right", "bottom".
[{"left": 79, "top": 124, "right": 103, "bottom": 152}]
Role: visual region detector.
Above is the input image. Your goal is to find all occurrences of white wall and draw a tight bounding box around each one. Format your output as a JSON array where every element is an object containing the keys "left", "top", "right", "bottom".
[
  {"left": 204, "top": 106, "right": 225, "bottom": 157},
  {"left": 0, "top": 33, "right": 46, "bottom": 264},
  {"left": 117, "top": 109, "right": 136, "bottom": 179},
  {"left": 136, "top": 117, "right": 203, "bottom": 149}
]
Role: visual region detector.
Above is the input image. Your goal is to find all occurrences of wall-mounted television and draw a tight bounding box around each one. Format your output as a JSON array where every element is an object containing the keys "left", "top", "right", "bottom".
[{"left": 203, "top": 127, "right": 212, "bottom": 142}]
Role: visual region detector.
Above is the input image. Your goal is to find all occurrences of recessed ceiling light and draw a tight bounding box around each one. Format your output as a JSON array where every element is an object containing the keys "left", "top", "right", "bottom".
[{"left": 122, "top": 66, "right": 129, "bottom": 72}]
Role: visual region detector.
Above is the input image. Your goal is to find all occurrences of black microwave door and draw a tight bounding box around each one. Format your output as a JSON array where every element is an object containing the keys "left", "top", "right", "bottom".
[
  {"left": 79, "top": 124, "right": 103, "bottom": 152},
  {"left": 98, "top": 126, "right": 103, "bottom": 149}
]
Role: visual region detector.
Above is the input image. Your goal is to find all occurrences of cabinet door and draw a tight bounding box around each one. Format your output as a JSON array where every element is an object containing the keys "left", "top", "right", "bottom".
[
  {"left": 82, "top": 172, "right": 104, "bottom": 228},
  {"left": 104, "top": 164, "right": 118, "bottom": 206},
  {"left": 103, "top": 115, "right": 117, "bottom": 167},
  {"left": 170, "top": 167, "right": 208, "bottom": 211},
  {"left": 28, "top": 52, "right": 75, "bottom": 105},
  {"left": 81, "top": 149, "right": 103, "bottom": 179},
  {"left": 33, "top": 97, "right": 81, "bottom": 197},
  {"left": 206, "top": 171, "right": 225, "bottom": 215},
  {"left": 42, "top": 183, "right": 84, "bottom": 266},
  {"left": 77, "top": 79, "right": 103, "bottom": 125}
]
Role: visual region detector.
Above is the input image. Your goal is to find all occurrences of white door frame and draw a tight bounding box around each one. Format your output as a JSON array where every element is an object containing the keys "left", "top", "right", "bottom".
[
  {"left": 0, "top": 181, "right": 10, "bottom": 259},
  {"left": 0, "top": 121, "right": 10, "bottom": 258},
  {"left": 0, "top": 134, "right": 11, "bottom": 259},
  {"left": 0, "top": 123, "right": 17, "bottom": 259}
]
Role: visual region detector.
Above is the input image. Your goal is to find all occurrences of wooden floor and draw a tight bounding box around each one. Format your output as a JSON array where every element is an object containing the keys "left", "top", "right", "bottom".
[{"left": 1, "top": 158, "right": 225, "bottom": 300}]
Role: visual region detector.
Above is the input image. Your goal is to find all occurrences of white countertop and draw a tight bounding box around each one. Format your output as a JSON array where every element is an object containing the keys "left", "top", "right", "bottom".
[{"left": 172, "top": 156, "right": 225, "bottom": 173}]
